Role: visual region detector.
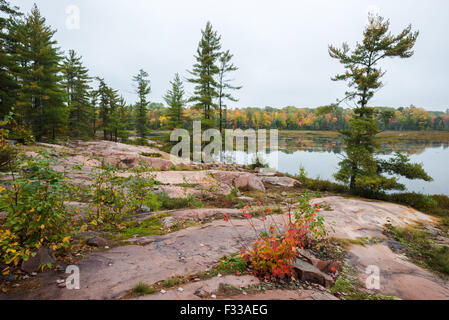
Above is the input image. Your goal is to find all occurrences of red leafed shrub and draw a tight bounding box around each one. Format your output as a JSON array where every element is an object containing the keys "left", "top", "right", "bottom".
[{"left": 224, "top": 193, "right": 327, "bottom": 280}]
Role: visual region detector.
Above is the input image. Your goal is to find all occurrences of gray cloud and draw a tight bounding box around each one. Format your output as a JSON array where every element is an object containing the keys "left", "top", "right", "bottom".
[{"left": 11, "top": 0, "right": 449, "bottom": 111}]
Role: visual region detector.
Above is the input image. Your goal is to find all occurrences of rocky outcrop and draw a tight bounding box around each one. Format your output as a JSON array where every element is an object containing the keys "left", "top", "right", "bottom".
[
  {"left": 210, "top": 171, "right": 266, "bottom": 192},
  {"left": 21, "top": 247, "right": 56, "bottom": 274},
  {"left": 261, "top": 176, "right": 301, "bottom": 188},
  {"left": 297, "top": 249, "right": 343, "bottom": 274},
  {"left": 86, "top": 237, "right": 108, "bottom": 247},
  {"left": 293, "top": 259, "right": 335, "bottom": 287},
  {"left": 153, "top": 186, "right": 203, "bottom": 199}
]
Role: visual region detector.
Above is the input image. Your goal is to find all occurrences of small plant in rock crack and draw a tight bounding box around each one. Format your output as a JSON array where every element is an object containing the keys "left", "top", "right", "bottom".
[{"left": 223, "top": 193, "right": 328, "bottom": 280}]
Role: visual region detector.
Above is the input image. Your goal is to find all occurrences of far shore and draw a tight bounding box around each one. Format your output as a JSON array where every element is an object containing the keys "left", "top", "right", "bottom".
[{"left": 145, "top": 129, "right": 449, "bottom": 141}]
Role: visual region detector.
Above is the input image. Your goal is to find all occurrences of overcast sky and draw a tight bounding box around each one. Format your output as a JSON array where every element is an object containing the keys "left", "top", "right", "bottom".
[{"left": 10, "top": 0, "right": 449, "bottom": 111}]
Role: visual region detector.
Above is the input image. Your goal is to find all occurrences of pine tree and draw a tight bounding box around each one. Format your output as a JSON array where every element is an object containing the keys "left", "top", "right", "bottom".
[
  {"left": 133, "top": 69, "right": 150, "bottom": 141},
  {"left": 95, "top": 77, "right": 110, "bottom": 140},
  {"left": 106, "top": 87, "right": 120, "bottom": 142},
  {"left": 217, "top": 50, "right": 241, "bottom": 134},
  {"left": 329, "top": 14, "right": 431, "bottom": 195},
  {"left": 14, "top": 4, "right": 67, "bottom": 141},
  {"left": 62, "top": 50, "right": 92, "bottom": 138},
  {"left": 0, "top": 0, "right": 21, "bottom": 118},
  {"left": 116, "top": 96, "right": 131, "bottom": 141},
  {"left": 164, "top": 73, "right": 186, "bottom": 129},
  {"left": 89, "top": 90, "right": 98, "bottom": 137},
  {"left": 188, "top": 21, "right": 221, "bottom": 128}
]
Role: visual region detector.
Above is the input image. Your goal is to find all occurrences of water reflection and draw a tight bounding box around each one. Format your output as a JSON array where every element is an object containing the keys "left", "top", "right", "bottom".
[
  {"left": 237, "top": 134, "right": 449, "bottom": 196},
  {"left": 280, "top": 135, "right": 449, "bottom": 156}
]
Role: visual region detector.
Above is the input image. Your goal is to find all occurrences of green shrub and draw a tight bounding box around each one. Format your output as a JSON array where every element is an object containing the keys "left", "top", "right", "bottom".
[
  {"left": 157, "top": 192, "right": 202, "bottom": 210},
  {"left": 0, "top": 112, "right": 18, "bottom": 172},
  {"left": 385, "top": 192, "right": 449, "bottom": 218},
  {"left": 212, "top": 253, "right": 248, "bottom": 275},
  {"left": 302, "top": 177, "right": 349, "bottom": 194},
  {"left": 0, "top": 155, "right": 72, "bottom": 271},
  {"left": 126, "top": 173, "right": 161, "bottom": 212},
  {"left": 387, "top": 193, "right": 437, "bottom": 212}
]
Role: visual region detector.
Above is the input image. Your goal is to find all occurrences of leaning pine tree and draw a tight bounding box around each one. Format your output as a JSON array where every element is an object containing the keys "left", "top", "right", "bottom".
[{"left": 328, "top": 14, "right": 432, "bottom": 196}]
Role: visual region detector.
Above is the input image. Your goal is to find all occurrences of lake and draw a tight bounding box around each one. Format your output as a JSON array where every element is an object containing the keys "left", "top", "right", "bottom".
[{"left": 227, "top": 132, "right": 449, "bottom": 196}]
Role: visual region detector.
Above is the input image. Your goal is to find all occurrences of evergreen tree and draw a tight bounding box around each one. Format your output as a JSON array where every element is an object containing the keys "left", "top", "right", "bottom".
[
  {"left": 217, "top": 50, "right": 241, "bottom": 134},
  {"left": 329, "top": 14, "right": 431, "bottom": 195},
  {"left": 0, "top": 0, "right": 21, "bottom": 118},
  {"left": 116, "top": 96, "right": 131, "bottom": 141},
  {"left": 133, "top": 69, "right": 150, "bottom": 141},
  {"left": 89, "top": 90, "right": 98, "bottom": 137},
  {"left": 95, "top": 77, "right": 110, "bottom": 140},
  {"left": 62, "top": 50, "right": 92, "bottom": 138},
  {"left": 14, "top": 5, "right": 66, "bottom": 141},
  {"left": 188, "top": 21, "right": 221, "bottom": 128},
  {"left": 106, "top": 87, "right": 120, "bottom": 142},
  {"left": 164, "top": 73, "right": 186, "bottom": 129}
]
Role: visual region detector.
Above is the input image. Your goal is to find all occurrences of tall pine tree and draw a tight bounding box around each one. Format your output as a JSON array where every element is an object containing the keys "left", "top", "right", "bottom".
[
  {"left": 95, "top": 77, "right": 110, "bottom": 140},
  {"left": 14, "top": 4, "right": 66, "bottom": 141},
  {"left": 133, "top": 69, "right": 150, "bottom": 142},
  {"left": 188, "top": 22, "right": 221, "bottom": 128},
  {"left": 0, "top": 0, "right": 21, "bottom": 118},
  {"left": 116, "top": 95, "right": 131, "bottom": 141},
  {"left": 62, "top": 50, "right": 92, "bottom": 138}
]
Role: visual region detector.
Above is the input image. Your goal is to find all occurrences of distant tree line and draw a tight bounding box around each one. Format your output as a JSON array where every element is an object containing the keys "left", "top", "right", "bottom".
[{"left": 146, "top": 105, "right": 449, "bottom": 132}]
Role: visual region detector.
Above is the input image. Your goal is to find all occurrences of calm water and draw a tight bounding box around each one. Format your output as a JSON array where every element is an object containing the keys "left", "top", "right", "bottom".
[{"left": 229, "top": 134, "right": 449, "bottom": 196}]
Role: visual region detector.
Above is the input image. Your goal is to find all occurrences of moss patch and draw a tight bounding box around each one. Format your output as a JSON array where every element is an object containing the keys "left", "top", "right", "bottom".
[
  {"left": 119, "top": 213, "right": 170, "bottom": 238},
  {"left": 384, "top": 224, "right": 449, "bottom": 278}
]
